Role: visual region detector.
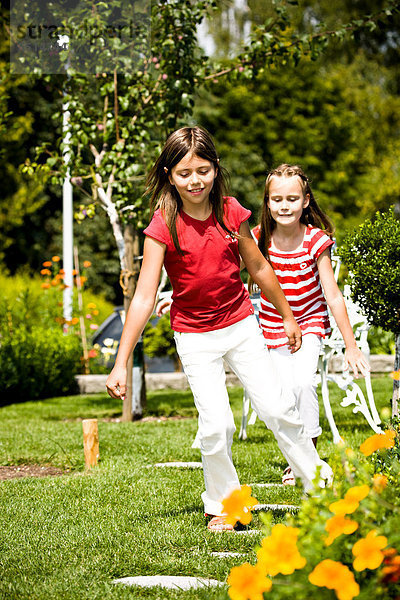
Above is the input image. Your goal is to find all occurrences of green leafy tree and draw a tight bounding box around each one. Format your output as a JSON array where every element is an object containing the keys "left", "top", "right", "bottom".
[{"left": 339, "top": 207, "right": 400, "bottom": 417}]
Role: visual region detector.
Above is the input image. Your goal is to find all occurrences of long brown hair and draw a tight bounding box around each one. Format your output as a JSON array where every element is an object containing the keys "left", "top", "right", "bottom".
[
  {"left": 249, "top": 164, "right": 334, "bottom": 293},
  {"left": 146, "top": 126, "right": 235, "bottom": 254}
]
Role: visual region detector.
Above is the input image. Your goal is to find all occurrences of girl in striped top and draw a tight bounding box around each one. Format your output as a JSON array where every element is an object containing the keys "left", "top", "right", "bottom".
[{"left": 251, "top": 164, "right": 370, "bottom": 484}]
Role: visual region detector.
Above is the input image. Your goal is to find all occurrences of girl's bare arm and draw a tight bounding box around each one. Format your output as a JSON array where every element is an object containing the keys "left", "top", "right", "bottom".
[
  {"left": 238, "top": 221, "right": 302, "bottom": 353},
  {"left": 106, "top": 237, "right": 166, "bottom": 399},
  {"left": 318, "top": 248, "right": 370, "bottom": 378}
]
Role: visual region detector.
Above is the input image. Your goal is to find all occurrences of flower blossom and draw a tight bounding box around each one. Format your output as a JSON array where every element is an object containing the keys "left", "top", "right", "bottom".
[
  {"left": 329, "top": 485, "right": 370, "bottom": 516},
  {"left": 309, "top": 559, "right": 360, "bottom": 600},
  {"left": 40, "top": 268, "right": 51, "bottom": 275},
  {"left": 221, "top": 485, "right": 258, "bottom": 526},
  {"left": 372, "top": 473, "right": 388, "bottom": 493},
  {"left": 360, "top": 430, "right": 396, "bottom": 456},
  {"left": 325, "top": 514, "right": 359, "bottom": 546},
  {"left": 42, "top": 260, "right": 52, "bottom": 267},
  {"left": 390, "top": 370, "right": 400, "bottom": 381},
  {"left": 227, "top": 563, "right": 271, "bottom": 600},
  {"left": 352, "top": 530, "right": 387, "bottom": 571},
  {"left": 83, "top": 260, "right": 91, "bottom": 268},
  {"left": 381, "top": 548, "right": 400, "bottom": 584},
  {"left": 52, "top": 255, "right": 60, "bottom": 262},
  {"left": 257, "top": 524, "right": 306, "bottom": 576}
]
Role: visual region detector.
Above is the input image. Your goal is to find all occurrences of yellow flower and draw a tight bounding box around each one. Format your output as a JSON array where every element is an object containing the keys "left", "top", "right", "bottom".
[
  {"left": 390, "top": 370, "right": 400, "bottom": 381},
  {"left": 329, "top": 485, "right": 370, "bottom": 516},
  {"left": 372, "top": 473, "right": 388, "bottom": 493},
  {"left": 325, "top": 515, "right": 359, "bottom": 546},
  {"left": 360, "top": 430, "right": 396, "bottom": 456},
  {"left": 87, "top": 302, "right": 97, "bottom": 309},
  {"left": 227, "top": 563, "right": 272, "bottom": 600},
  {"left": 352, "top": 530, "right": 387, "bottom": 571},
  {"left": 309, "top": 559, "right": 360, "bottom": 600},
  {"left": 257, "top": 524, "right": 306, "bottom": 576},
  {"left": 221, "top": 485, "right": 258, "bottom": 526}
]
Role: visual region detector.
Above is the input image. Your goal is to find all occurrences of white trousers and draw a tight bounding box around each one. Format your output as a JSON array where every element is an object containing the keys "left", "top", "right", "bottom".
[
  {"left": 174, "top": 315, "right": 332, "bottom": 516},
  {"left": 269, "top": 334, "right": 322, "bottom": 439}
]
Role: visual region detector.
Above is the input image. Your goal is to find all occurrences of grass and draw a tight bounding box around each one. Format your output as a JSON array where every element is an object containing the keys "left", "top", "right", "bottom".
[{"left": 0, "top": 377, "right": 394, "bottom": 600}]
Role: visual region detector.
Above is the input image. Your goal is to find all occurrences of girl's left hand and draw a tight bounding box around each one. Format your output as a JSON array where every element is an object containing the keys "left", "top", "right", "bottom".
[
  {"left": 283, "top": 317, "right": 302, "bottom": 353},
  {"left": 344, "top": 347, "right": 370, "bottom": 378}
]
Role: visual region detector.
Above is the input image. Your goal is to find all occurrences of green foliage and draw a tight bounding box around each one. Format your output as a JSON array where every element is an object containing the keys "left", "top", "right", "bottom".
[
  {"left": 143, "top": 314, "right": 180, "bottom": 370},
  {"left": 339, "top": 207, "right": 400, "bottom": 334},
  {"left": 368, "top": 327, "right": 396, "bottom": 355},
  {"left": 0, "top": 326, "right": 81, "bottom": 405}
]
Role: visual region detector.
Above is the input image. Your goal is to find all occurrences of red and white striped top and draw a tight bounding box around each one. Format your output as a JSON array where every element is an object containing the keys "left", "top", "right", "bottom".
[{"left": 252, "top": 224, "right": 334, "bottom": 348}]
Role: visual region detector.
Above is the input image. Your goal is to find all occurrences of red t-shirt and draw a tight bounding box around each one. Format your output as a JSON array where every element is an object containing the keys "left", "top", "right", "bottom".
[{"left": 143, "top": 197, "right": 254, "bottom": 332}]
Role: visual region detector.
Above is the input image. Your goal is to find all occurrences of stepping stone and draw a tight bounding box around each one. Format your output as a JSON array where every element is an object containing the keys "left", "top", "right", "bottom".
[
  {"left": 211, "top": 552, "right": 247, "bottom": 557},
  {"left": 250, "top": 482, "right": 285, "bottom": 488},
  {"left": 253, "top": 503, "right": 300, "bottom": 512},
  {"left": 153, "top": 462, "right": 203, "bottom": 468},
  {"left": 113, "top": 575, "right": 223, "bottom": 590}
]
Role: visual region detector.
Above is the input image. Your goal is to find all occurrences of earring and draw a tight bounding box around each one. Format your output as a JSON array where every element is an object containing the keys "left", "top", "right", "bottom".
[{"left": 164, "top": 167, "right": 168, "bottom": 174}]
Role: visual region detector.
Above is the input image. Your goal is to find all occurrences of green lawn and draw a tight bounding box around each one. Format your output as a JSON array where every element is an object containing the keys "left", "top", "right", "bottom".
[{"left": 0, "top": 377, "right": 394, "bottom": 600}]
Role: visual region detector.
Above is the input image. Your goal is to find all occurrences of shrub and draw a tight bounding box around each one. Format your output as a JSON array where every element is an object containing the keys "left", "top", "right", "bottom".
[{"left": 0, "top": 326, "right": 81, "bottom": 405}]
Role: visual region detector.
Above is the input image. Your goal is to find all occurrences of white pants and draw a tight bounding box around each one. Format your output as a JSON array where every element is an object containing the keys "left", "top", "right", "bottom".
[
  {"left": 269, "top": 334, "right": 322, "bottom": 439},
  {"left": 174, "top": 315, "right": 332, "bottom": 516}
]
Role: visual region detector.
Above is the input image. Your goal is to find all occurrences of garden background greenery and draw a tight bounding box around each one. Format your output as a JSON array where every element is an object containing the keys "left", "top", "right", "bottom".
[{"left": 1, "top": 1, "right": 400, "bottom": 598}]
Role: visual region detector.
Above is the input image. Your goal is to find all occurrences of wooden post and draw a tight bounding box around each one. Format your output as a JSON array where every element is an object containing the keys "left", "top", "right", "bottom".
[{"left": 82, "top": 418, "right": 99, "bottom": 468}]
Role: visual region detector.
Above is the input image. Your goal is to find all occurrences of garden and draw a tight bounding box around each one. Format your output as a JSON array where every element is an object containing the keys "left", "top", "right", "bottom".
[{"left": 2, "top": 1, "right": 400, "bottom": 599}]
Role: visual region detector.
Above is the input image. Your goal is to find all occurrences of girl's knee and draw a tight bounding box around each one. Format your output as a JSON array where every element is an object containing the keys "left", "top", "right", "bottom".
[{"left": 199, "top": 421, "right": 235, "bottom": 456}]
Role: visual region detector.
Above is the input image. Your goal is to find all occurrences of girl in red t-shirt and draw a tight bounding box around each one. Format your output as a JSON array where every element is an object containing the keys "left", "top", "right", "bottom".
[
  {"left": 106, "top": 128, "right": 332, "bottom": 530},
  {"left": 251, "top": 164, "right": 369, "bottom": 484}
]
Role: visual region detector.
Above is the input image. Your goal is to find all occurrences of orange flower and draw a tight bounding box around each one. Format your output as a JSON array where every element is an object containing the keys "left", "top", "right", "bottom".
[
  {"left": 40, "top": 268, "right": 51, "bottom": 276},
  {"left": 381, "top": 548, "right": 400, "bottom": 584},
  {"left": 352, "top": 530, "right": 387, "bottom": 571},
  {"left": 42, "top": 260, "right": 52, "bottom": 267},
  {"left": 52, "top": 255, "right": 60, "bottom": 262},
  {"left": 372, "top": 474, "right": 388, "bottom": 493},
  {"left": 309, "top": 559, "right": 360, "bottom": 600},
  {"left": 329, "top": 485, "right": 370, "bottom": 516},
  {"left": 83, "top": 260, "right": 91, "bottom": 268},
  {"left": 390, "top": 370, "right": 400, "bottom": 381},
  {"left": 360, "top": 430, "right": 397, "bottom": 456},
  {"left": 41, "top": 282, "right": 51, "bottom": 289},
  {"left": 221, "top": 485, "right": 258, "bottom": 526},
  {"left": 72, "top": 269, "right": 78, "bottom": 276},
  {"left": 257, "top": 524, "right": 306, "bottom": 576},
  {"left": 92, "top": 309, "right": 99, "bottom": 316},
  {"left": 71, "top": 317, "right": 79, "bottom": 325},
  {"left": 88, "top": 349, "right": 98, "bottom": 358},
  {"left": 51, "top": 279, "right": 59, "bottom": 286},
  {"left": 227, "top": 563, "right": 271, "bottom": 600},
  {"left": 325, "top": 515, "right": 359, "bottom": 546}
]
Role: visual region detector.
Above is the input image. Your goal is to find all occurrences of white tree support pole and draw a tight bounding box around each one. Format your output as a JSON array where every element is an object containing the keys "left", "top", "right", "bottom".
[
  {"left": 62, "top": 100, "right": 74, "bottom": 330},
  {"left": 82, "top": 419, "right": 99, "bottom": 468}
]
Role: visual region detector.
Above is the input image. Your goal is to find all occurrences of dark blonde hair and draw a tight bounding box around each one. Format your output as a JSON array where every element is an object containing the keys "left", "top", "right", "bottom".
[
  {"left": 249, "top": 164, "right": 334, "bottom": 293},
  {"left": 146, "top": 126, "right": 235, "bottom": 254}
]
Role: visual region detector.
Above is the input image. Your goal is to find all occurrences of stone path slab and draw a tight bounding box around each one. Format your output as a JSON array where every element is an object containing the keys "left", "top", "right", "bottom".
[
  {"left": 250, "top": 482, "right": 285, "bottom": 488},
  {"left": 113, "top": 575, "right": 223, "bottom": 590},
  {"left": 253, "top": 503, "right": 300, "bottom": 512},
  {"left": 153, "top": 461, "right": 203, "bottom": 468},
  {"left": 211, "top": 552, "right": 247, "bottom": 557}
]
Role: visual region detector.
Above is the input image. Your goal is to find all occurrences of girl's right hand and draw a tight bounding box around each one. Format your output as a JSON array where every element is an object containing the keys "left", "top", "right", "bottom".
[{"left": 106, "top": 365, "right": 127, "bottom": 400}]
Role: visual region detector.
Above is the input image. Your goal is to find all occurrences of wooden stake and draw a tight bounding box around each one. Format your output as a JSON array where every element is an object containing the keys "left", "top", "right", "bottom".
[{"left": 82, "top": 419, "right": 99, "bottom": 468}]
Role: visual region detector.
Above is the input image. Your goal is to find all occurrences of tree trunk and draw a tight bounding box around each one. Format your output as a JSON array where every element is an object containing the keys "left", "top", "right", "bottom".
[
  {"left": 393, "top": 332, "right": 400, "bottom": 418},
  {"left": 121, "top": 223, "right": 147, "bottom": 421}
]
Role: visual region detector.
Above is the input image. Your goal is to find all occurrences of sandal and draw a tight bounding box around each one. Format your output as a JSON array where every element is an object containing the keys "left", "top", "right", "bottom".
[
  {"left": 282, "top": 466, "right": 296, "bottom": 486},
  {"left": 206, "top": 515, "right": 234, "bottom": 532}
]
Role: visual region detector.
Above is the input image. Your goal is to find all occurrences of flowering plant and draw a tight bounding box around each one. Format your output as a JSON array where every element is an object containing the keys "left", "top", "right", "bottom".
[{"left": 226, "top": 426, "right": 400, "bottom": 600}]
